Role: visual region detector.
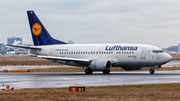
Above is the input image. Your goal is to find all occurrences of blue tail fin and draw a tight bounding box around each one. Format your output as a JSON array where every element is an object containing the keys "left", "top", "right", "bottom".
[{"left": 27, "top": 11, "right": 67, "bottom": 46}]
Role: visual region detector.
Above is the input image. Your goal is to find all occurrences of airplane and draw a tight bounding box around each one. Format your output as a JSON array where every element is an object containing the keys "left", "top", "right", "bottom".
[{"left": 7, "top": 11, "right": 172, "bottom": 74}]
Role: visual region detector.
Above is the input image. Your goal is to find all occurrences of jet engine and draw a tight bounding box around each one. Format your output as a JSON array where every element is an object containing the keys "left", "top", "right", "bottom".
[{"left": 90, "top": 59, "right": 112, "bottom": 71}]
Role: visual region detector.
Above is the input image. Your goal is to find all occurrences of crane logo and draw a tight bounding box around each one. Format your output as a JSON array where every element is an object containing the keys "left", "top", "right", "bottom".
[
  {"left": 156, "top": 56, "right": 161, "bottom": 61},
  {"left": 32, "top": 23, "right": 42, "bottom": 36}
]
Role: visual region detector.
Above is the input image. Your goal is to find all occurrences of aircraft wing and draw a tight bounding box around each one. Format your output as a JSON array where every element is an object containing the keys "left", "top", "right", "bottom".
[
  {"left": 37, "top": 55, "right": 90, "bottom": 63},
  {"left": 38, "top": 56, "right": 115, "bottom": 66},
  {"left": 6, "top": 45, "right": 41, "bottom": 50}
]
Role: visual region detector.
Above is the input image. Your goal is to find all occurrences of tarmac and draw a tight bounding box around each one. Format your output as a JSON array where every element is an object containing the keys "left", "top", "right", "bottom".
[{"left": 1, "top": 70, "right": 180, "bottom": 90}]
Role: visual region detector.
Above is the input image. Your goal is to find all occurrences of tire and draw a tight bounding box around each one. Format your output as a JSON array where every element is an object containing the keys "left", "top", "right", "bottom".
[
  {"left": 150, "top": 69, "right": 155, "bottom": 74},
  {"left": 85, "top": 68, "right": 93, "bottom": 74},
  {"left": 103, "top": 70, "right": 110, "bottom": 74}
]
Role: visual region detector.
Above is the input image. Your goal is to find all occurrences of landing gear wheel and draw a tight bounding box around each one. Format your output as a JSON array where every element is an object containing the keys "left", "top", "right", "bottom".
[
  {"left": 149, "top": 69, "right": 155, "bottom": 74},
  {"left": 85, "top": 68, "right": 93, "bottom": 74},
  {"left": 102, "top": 70, "right": 110, "bottom": 74}
]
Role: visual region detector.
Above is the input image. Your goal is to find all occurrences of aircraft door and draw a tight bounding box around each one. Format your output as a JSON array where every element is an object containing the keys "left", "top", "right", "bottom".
[
  {"left": 98, "top": 51, "right": 102, "bottom": 58},
  {"left": 141, "top": 48, "right": 147, "bottom": 59},
  {"left": 50, "top": 48, "right": 54, "bottom": 56},
  {"left": 98, "top": 46, "right": 103, "bottom": 58}
]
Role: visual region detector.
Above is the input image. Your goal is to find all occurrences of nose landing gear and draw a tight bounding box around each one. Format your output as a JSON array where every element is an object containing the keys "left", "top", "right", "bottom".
[{"left": 149, "top": 69, "right": 155, "bottom": 74}]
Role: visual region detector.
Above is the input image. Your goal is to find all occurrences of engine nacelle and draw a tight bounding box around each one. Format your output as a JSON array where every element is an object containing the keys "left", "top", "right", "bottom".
[{"left": 90, "top": 60, "right": 112, "bottom": 71}]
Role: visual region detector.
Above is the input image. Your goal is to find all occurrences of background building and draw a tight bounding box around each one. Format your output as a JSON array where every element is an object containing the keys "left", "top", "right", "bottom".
[
  {"left": 166, "top": 46, "right": 178, "bottom": 53},
  {"left": 68, "top": 40, "right": 74, "bottom": 44},
  {"left": 0, "top": 43, "right": 6, "bottom": 55},
  {"left": 178, "top": 43, "right": 180, "bottom": 53},
  {"left": 7, "top": 37, "right": 22, "bottom": 45},
  {"left": 6, "top": 37, "right": 33, "bottom": 55}
]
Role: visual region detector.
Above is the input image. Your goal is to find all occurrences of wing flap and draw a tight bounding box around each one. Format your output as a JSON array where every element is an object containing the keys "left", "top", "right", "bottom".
[{"left": 38, "top": 55, "right": 90, "bottom": 62}]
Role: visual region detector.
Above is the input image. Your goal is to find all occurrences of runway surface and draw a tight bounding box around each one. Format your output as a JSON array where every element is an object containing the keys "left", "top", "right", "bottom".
[{"left": 1, "top": 70, "right": 180, "bottom": 90}]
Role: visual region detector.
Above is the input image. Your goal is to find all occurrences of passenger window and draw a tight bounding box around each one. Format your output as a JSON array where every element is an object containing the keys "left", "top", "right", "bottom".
[
  {"left": 159, "top": 50, "right": 164, "bottom": 53},
  {"left": 153, "top": 50, "right": 164, "bottom": 53}
]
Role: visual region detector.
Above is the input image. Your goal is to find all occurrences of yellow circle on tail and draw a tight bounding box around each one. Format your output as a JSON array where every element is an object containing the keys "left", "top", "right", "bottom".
[{"left": 32, "top": 23, "right": 42, "bottom": 36}]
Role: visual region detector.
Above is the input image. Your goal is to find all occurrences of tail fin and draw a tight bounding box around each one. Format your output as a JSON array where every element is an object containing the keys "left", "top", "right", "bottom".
[{"left": 27, "top": 11, "right": 67, "bottom": 46}]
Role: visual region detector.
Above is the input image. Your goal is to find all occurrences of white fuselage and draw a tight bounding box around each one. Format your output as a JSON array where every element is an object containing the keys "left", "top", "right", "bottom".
[{"left": 30, "top": 43, "right": 172, "bottom": 69}]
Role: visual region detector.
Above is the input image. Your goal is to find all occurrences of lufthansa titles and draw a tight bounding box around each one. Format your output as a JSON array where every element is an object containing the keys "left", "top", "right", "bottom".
[{"left": 105, "top": 46, "right": 138, "bottom": 51}]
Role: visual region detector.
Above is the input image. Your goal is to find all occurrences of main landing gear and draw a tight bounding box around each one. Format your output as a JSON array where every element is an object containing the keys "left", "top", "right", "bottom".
[
  {"left": 85, "top": 68, "right": 93, "bottom": 74},
  {"left": 85, "top": 68, "right": 110, "bottom": 74},
  {"left": 149, "top": 69, "right": 155, "bottom": 74},
  {"left": 102, "top": 70, "right": 110, "bottom": 74}
]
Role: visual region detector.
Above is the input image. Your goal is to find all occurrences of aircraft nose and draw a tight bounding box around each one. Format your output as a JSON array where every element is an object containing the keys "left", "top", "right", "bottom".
[{"left": 164, "top": 53, "right": 172, "bottom": 62}]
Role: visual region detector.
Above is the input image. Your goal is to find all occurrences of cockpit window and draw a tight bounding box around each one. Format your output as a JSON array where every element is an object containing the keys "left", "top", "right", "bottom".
[{"left": 152, "top": 50, "right": 164, "bottom": 53}]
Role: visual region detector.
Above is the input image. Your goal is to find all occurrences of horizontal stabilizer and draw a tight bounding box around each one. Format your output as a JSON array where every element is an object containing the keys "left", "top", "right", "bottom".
[{"left": 6, "top": 45, "right": 41, "bottom": 50}]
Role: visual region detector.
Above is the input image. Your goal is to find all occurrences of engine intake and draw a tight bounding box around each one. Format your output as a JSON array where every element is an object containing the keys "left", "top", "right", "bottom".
[{"left": 90, "top": 59, "right": 112, "bottom": 71}]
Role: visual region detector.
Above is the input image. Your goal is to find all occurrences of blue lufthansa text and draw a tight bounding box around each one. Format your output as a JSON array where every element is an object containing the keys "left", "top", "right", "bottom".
[{"left": 105, "top": 46, "right": 138, "bottom": 51}]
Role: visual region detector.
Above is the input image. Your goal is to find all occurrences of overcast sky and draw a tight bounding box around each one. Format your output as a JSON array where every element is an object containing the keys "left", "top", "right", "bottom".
[{"left": 1, "top": 0, "right": 180, "bottom": 48}]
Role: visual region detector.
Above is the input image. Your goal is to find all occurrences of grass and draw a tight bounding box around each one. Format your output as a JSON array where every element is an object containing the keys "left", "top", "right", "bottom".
[{"left": 1, "top": 83, "right": 180, "bottom": 101}]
